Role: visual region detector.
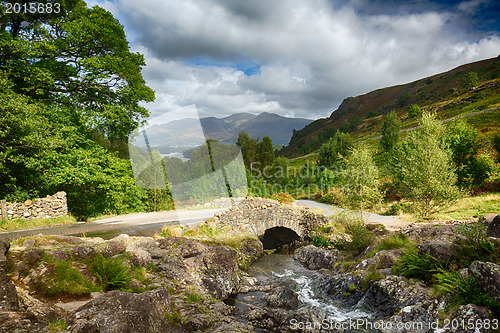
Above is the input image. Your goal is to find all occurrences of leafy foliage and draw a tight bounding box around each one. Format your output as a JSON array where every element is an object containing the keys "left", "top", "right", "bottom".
[
  {"left": 446, "top": 120, "right": 494, "bottom": 186},
  {"left": 393, "top": 248, "right": 442, "bottom": 282},
  {"left": 1, "top": 0, "right": 154, "bottom": 138},
  {"left": 434, "top": 271, "right": 500, "bottom": 315},
  {"left": 0, "top": 75, "right": 148, "bottom": 219},
  {"left": 318, "top": 131, "right": 353, "bottom": 167},
  {"left": 0, "top": 2, "right": 164, "bottom": 219},
  {"left": 311, "top": 235, "right": 332, "bottom": 248},
  {"left": 454, "top": 222, "right": 497, "bottom": 266},
  {"left": 407, "top": 104, "right": 422, "bottom": 118},
  {"left": 379, "top": 110, "right": 401, "bottom": 152},
  {"left": 89, "top": 254, "right": 132, "bottom": 291},
  {"left": 38, "top": 259, "right": 96, "bottom": 296},
  {"left": 393, "top": 113, "right": 461, "bottom": 217},
  {"left": 342, "top": 145, "right": 382, "bottom": 210},
  {"left": 334, "top": 216, "right": 374, "bottom": 255}
]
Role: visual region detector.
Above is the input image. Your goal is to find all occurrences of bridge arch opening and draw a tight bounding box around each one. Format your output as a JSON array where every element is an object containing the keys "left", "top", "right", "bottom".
[{"left": 259, "top": 227, "right": 301, "bottom": 253}]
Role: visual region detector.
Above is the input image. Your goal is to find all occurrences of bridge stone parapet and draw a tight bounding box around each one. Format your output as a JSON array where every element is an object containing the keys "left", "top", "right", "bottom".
[{"left": 210, "top": 197, "right": 328, "bottom": 239}]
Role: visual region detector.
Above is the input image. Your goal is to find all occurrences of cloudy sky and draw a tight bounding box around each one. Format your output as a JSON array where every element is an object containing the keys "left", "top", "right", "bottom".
[{"left": 91, "top": 0, "right": 500, "bottom": 120}]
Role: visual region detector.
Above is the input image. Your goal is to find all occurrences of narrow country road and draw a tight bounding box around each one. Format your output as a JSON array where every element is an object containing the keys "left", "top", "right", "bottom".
[
  {"left": 0, "top": 199, "right": 414, "bottom": 241},
  {"left": 295, "top": 200, "right": 413, "bottom": 230},
  {"left": 0, "top": 207, "right": 227, "bottom": 241}
]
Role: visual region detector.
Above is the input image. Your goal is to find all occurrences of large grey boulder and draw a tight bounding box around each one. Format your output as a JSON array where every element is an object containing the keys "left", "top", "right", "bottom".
[
  {"left": 487, "top": 214, "right": 500, "bottom": 238},
  {"left": 262, "top": 286, "right": 298, "bottom": 310},
  {"left": 192, "top": 246, "right": 240, "bottom": 300},
  {"left": 293, "top": 245, "right": 338, "bottom": 270},
  {"left": 468, "top": 261, "right": 500, "bottom": 301},
  {"left": 21, "top": 248, "right": 44, "bottom": 264},
  {"left": 417, "top": 241, "right": 459, "bottom": 266},
  {"left": 156, "top": 242, "right": 240, "bottom": 300},
  {"left": 67, "top": 289, "right": 184, "bottom": 333},
  {"left": 157, "top": 237, "right": 208, "bottom": 258}
]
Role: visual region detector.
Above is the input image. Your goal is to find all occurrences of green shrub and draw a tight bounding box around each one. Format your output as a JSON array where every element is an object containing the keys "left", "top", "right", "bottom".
[
  {"left": 376, "top": 233, "right": 413, "bottom": 252},
  {"left": 165, "top": 303, "right": 182, "bottom": 326},
  {"left": 393, "top": 248, "right": 442, "bottom": 282},
  {"left": 386, "top": 202, "right": 412, "bottom": 215},
  {"left": 186, "top": 292, "right": 203, "bottom": 304},
  {"left": 434, "top": 270, "right": 500, "bottom": 316},
  {"left": 311, "top": 235, "right": 332, "bottom": 248},
  {"left": 362, "top": 266, "right": 383, "bottom": 290},
  {"left": 408, "top": 104, "right": 422, "bottom": 118},
  {"left": 89, "top": 254, "right": 132, "bottom": 291},
  {"left": 38, "top": 260, "right": 95, "bottom": 296},
  {"left": 47, "top": 319, "right": 68, "bottom": 333},
  {"left": 334, "top": 219, "right": 374, "bottom": 255},
  {"left": 454, "top": 222, "right": 497, "bottom": 266}
]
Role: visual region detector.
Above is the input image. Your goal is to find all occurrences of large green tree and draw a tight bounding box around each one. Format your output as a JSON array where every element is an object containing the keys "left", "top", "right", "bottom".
[
  {"left": 446, "top": 120, "right": 494, "bottom": 186},
  {"left": 0, "top": 1, "right": 157, "bottom": 219},
  {"left": 257, "top": 136, "right": 275, "bottom": 171},
  {"left": 1, "top": 0, "right": 154, "bottom": 138},
  {"left": 379, "top": 110, "right": 401, "bottom": 153},
  {"left": 318, "top": 131, "right": 353, "bottom": 167},
  {"left": 0, "top": 75, "right": 146, "bottom": 219},
  {"left": 342, "top": 145, "right": 382, "bottom": 211},
  {"left": 236, "top": 131, "right": 258, "bottom": 169},
  {"left": 393, "top": 113, "right": 460, "bottom": 217}
]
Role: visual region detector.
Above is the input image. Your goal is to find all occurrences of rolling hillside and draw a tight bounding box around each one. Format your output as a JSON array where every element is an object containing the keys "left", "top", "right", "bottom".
[{"left": 281, "top": 56, "right": 500, "bottom": 157}]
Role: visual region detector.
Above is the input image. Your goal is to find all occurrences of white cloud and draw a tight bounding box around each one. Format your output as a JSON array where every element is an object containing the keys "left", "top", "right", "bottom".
[{"left": 102, "top": 0, "right": 500, "bottom": 120}]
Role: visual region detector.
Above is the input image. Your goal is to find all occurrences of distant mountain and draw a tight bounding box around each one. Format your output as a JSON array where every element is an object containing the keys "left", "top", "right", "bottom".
[
  {"left": 143, "top": 112, "right": 312, "bottom": 150},
  {"left": 280, "top": 56, "right": 500, "bottom": 157}
]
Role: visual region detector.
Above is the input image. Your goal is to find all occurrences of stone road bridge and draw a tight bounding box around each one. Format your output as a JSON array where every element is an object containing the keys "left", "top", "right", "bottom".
[{"left": 210, "top": 198, "right": 328, "bottom": 250}]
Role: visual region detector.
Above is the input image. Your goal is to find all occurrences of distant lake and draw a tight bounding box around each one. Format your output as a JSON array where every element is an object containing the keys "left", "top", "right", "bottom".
[{"left": 161, "top": 152, "right": 189, "bottom": 162}]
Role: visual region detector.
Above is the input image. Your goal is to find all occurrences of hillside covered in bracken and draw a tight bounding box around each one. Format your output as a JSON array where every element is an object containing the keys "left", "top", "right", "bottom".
[{"left": 282, "top": 56, "right": 500, "bottom": 157}]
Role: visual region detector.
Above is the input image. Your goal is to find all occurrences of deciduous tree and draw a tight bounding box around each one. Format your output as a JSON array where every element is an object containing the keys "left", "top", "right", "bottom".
[
  {"left": 379, "top": 110, "right": 401, "bottom": 153},
  {"left": 393, "top": 113, "right": 460, "bottom": 217}
]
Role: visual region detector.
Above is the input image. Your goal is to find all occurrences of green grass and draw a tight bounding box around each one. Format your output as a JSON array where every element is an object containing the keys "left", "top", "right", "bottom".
[
  {"left": 165, "top": 303, "right": 182, "bottom": 326},
  {"left": 89, "top": 254, "right": 132, "bottom": 291},
  {"left": 362, "top": 266, "right": 383, "bottom": 290},
  {"left": 37, "top": 259, "right": 97, "bottom": 296},
  {"left": 365, "top": 232, "right": 414, "bottom": 258},
  {"left": 185, "top": 291, "right": 203, "bottom": 304},
  {"left": 430, "top": 192, "right": 500, "bottom": 220},
  {"left": 0, "top": 216, "right": 76, "bottom": 232},
  {"left": 47, "top": 320, "right": 68, "bottom": 333},
  {"left": 376, "top": 233, "right": 413, "bottom": 251},
  {"left": 310, "top": 235, "right": 332, "bottom": 248}
]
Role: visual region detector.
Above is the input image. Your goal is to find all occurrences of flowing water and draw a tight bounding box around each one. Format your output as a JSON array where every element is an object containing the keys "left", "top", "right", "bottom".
[{"left": 229, "top": 254, "right": 372, "bottom": 326}]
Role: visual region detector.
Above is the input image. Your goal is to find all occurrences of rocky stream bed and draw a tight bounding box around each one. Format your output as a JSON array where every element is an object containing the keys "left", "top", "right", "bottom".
[{"left": 1, "top": 201, "right": 500, "bottom": 332}]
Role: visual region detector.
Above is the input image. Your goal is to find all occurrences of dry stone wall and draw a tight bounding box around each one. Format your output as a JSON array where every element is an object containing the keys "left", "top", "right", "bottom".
[{"left": 1, "top": 192, "right": 68, "bottom": 220}]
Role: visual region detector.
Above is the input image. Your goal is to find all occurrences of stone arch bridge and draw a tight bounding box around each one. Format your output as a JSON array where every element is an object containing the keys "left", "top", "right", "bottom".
[{"left": 210, "top": 198, "right": 328, "bottom": 250}]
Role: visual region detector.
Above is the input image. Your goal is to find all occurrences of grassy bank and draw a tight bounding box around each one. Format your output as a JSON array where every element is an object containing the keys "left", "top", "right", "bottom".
[
  {"left": 430, "top": 192, "right": 500, "bottom": 221},
  {"left": 0, "top": 216, "right": 76, "bottom": 232}
]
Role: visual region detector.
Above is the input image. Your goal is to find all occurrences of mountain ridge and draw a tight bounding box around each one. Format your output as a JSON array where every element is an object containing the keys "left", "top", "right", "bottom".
[
  {"left": 143, "top": 112, "right": 312, "bottom": 150},
  {"left": 281, "top": 56, "right": 500, "bottom": 157}
]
